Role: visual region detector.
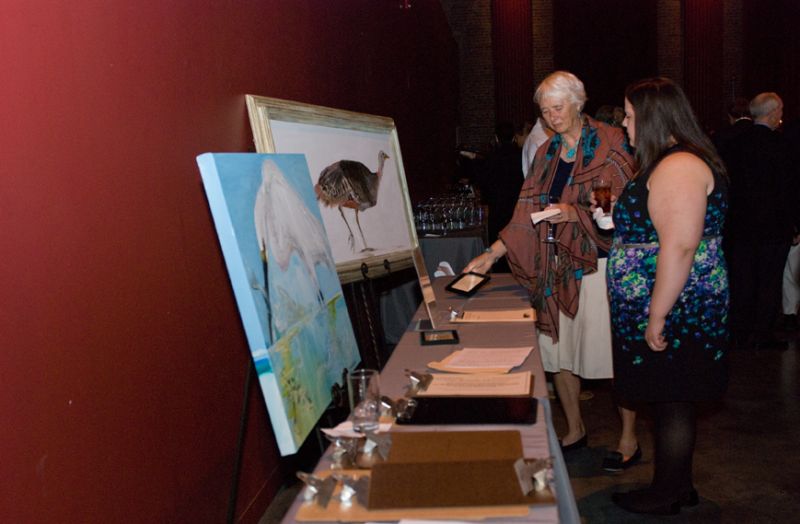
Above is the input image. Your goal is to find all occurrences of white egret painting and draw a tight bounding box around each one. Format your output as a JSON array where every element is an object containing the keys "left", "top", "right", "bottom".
[{"left": 197, "top": 153, "right": 360, "bottom": 455}]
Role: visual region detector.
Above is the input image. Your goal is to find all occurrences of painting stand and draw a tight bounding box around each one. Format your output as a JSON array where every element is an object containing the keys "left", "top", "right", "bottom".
[
  {"left": 226, "top": 357, "right": 255, "bottom": 524},
  {"left": 341, "top": 261, "right": 391, "bottom": 370}
]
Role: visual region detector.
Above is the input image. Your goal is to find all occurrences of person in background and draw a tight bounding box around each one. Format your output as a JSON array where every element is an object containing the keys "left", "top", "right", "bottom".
[
  {"left": 464, "top": 71, "right": 639, "bottom": 462},
  {"left": 473, "top": 122, "right": 524, "bottom": 272},
  {"left": 721, "top": 92, "right": 794, "bottom": 349},
  {"left": 595, "top": 105, "right": 616, "bottom": 126},
  {"left": 515, "top": 120, "right": 534, "bottom": 149},
  {"left": 612, "top": 106, "right": 625, "bottom": 127},
  {"left": 780, "top": 236, "right": 800, "bottom": 330},
  {"left": 521, "top": 112, "right": 553, "bottom": 178},
  {"left": 607, "top": 77, "right": 729, "bottom": 515},
  {"left": 778, "top": 116, "right": 800, "bottom": 331},
  {"left": 712, "top": 97, "right": 752, "bottom": 155}
]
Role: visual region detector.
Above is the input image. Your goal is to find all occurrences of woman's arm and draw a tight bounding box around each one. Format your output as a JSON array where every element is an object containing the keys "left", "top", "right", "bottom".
[
  {"left": 646, "top": 152, "right": 714, "bottom": 351},
  {"left": 463, "top": 239, "right": 508, "bottom": 274}
]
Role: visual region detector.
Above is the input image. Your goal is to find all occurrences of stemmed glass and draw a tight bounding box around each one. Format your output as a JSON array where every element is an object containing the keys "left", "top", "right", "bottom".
[{"left": 543, "top": 195, "right": 558, "bottom": 243}]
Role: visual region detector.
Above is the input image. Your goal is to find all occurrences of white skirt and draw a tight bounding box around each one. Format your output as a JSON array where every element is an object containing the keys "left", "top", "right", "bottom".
[{"left": 538, "top": 258, "right": 613, "bottom": 379}]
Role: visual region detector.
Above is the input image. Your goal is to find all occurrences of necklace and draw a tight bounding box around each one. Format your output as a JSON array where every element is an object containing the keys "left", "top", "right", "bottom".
[{"left": 564, "top": 119, "right": 582, "bottom": 160}]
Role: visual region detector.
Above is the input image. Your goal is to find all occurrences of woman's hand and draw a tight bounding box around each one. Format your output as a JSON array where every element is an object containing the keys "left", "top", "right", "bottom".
[
  {"left": 463, "top": 252, "right": 495, "bottom": 274},
  {"left": 588, "top": 191, "right": 617, "bottom": 213},
  {"left": 645, "top": 316, "right": 668, "bottom": 351},
  {"left": 463, "top": 241, "right": 507, "bottom": 274},
  {"left": 544, "top": 203, "right": 578, "bottom": 223}
]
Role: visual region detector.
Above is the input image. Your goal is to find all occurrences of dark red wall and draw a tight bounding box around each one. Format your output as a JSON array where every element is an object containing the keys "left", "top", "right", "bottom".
[
  {"left": 553, "top": 0, "right": 658, "bottom": 117},
  {"left": 742, "top": 0, "right": 800, "bottom": 122},
  {"left": 684, "top": 0, "right": 724, "bottom": 132},
  {"left": 492, "top": 0, "right": 535, "bottom": 127},
  {"left": 0, "top": 1, "right": 456, "bottom": 522}
]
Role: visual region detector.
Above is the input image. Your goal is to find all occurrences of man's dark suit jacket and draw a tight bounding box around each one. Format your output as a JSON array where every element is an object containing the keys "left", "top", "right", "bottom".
[
  {"left": 713, "top": 118, "right": 753, "bottom": 156},
  {"left": 722, "top": 123, "right": 795, "bottom": 243}
]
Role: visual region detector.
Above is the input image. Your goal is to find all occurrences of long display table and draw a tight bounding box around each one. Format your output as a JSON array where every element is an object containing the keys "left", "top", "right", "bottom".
[{"left": 281, "top": 274, "right": 579, "bottom": 523}]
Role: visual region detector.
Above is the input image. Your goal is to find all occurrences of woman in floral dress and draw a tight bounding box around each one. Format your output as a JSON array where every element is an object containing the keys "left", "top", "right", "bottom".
[{"left": 607, "top": 77, "right": 729, "bottom": 515}]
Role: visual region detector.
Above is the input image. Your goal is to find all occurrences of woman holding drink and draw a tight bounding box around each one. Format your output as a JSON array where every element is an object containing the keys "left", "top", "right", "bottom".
[{"left": 464, "top": 71, "right": 639, "bottom": 462}]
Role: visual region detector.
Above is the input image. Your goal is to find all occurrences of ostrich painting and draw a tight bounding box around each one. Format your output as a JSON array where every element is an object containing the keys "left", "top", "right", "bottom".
[
  {"left": 254, "top": 159, "right": 335, "bottom": 319},
  {"left": 315, "top": 150, "right": 389, "bottom": 252}
]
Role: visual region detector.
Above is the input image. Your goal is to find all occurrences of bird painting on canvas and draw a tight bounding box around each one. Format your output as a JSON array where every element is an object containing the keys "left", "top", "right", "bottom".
[
  {"left": 254, "top": 159, "right": 335, "bottom": 326},
  {"left": 315, "top": 150, "right": 389, "bottom": 252}
]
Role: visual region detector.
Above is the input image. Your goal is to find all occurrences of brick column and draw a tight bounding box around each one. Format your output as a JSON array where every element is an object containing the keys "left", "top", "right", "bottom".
[
  {"left": 657, "top": 0, "right": 683, "bottom": 85},
  {"left": 722, "top": 0, "right": 744, "bottom": 103},
  {"left": 532, "top": 0, "right": 553, "bottom": 89},
  {"left": 440, "top": 0, "right": 496, "bottom": 149}
]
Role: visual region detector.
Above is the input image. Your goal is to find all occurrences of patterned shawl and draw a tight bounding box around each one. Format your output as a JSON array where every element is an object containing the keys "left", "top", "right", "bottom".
[{"left": 499, "top": 115, "right": 635, "bottom": 342}]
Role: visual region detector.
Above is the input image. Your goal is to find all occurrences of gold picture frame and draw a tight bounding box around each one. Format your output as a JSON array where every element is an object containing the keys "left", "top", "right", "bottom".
[{"left": 246, "top": 95, "right": 419, "bottom": 283}]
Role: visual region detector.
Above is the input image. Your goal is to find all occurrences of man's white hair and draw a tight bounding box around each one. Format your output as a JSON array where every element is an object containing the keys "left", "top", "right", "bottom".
[{"left": 749, "top": 92, "right": 782, "bottom": 120}]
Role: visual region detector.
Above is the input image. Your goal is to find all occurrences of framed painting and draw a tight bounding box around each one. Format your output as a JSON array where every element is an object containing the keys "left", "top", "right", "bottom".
[
  {"left": 246, "top": 95, "right": 419, "bottom": 283},
  {"left": 197, "top": 152, "right": 360, "bottom": 455}
]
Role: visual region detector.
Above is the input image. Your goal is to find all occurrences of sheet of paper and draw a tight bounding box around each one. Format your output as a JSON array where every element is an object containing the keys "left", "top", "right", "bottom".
[
  {"left": 427, "top": 347, "right": 533, "bottom": 374},
  {"left": 428, "top": 347, "right": 533, "bottom": 373},
  {"left": 453, "top": 307, "right": 536, "bottom": 323},
  {"left": 427, "top": 361, "right": 511, "bottom": 374},
  {"left": 321, "top": 421, "right": 393, "bottom": 439},
  {"left": 416, "top": 372, "right": 531, "bottom": 397},
  {"left": 444, "top": 346, "right": 533, "bottom": 369},
  {"left": 530, "top": 208, "right": 561, "bottom": 224}
]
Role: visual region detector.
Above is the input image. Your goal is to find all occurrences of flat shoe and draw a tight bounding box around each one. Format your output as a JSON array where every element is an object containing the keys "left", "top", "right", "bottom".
[
  {"left": 602, "top": 444, "right": 642, "bottom": 472},
  {"left": 560, "top": 433, "right": 587, "bottom": 452}
]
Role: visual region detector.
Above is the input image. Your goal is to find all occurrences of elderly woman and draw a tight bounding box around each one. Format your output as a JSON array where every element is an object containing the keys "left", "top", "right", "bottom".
[
  {"left": 608, "top": 77, "right": 729, "bottom": 515},
  {"left": 464, "top": 71, "right": 638, "bottom": 458}
]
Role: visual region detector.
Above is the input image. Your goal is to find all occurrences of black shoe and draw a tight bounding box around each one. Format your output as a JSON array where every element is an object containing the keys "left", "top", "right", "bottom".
[
  {"left": 602, "top": 444, "right": 642, "bottom": 472},
  {"left": 612, "top": 487, "right": 698, "bottom": 515},
  {"left": 730, "top": 330, "right": 754, "bottom": 350},
  {"left": 779, "top": 314, "right": 798, "bottom": 332},
  {"left": 754, "top": 336, "right": 788, "bottom": 350},
  {"left": 560, "top": 433, "right": 587, "bottom": 452}
]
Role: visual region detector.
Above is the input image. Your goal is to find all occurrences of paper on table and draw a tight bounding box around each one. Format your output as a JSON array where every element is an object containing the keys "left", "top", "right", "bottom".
[
  {"left": 453, "top": 307, "right": 536, "bottom": 323},
  {"left": 428, "top": 346, "right": 533, "bottom": 374},
  {"left": 398, "top": 521, "right": 473, "bottom": 524},
  {"left": 321, "top": 420, "right": 393, "bottom": 439},
  {"left": 530, "top": 208, "right": 561, "bottom": 224},
  {"left": 396, "top": 519, "right": 475, "bottom": 524},
  {"left": 416, "top": 372, "right": 531, "bottom": 397}
]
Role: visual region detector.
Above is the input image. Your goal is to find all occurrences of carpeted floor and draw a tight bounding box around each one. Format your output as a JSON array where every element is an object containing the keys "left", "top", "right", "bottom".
[{"left": 556, "top": 331, "right": 800, "bottom": 523}]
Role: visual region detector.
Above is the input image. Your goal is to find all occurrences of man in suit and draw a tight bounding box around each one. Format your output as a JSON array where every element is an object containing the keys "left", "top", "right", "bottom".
[
  {"left": 713, "top": 97, "right": 753, "bottom": 155},
  {"left": 723, "top": 92, "right": 795, "bottom": 349}
]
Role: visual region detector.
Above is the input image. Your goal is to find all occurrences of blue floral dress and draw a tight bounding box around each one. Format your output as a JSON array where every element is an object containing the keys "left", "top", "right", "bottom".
[{"left": 608, "top": 147, "right": 729, "bottom": 402}]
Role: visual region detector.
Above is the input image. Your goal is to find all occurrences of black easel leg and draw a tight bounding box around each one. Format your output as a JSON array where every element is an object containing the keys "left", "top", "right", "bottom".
[{"left": 227, "top": 358, "right": 254, "bottom": 524}]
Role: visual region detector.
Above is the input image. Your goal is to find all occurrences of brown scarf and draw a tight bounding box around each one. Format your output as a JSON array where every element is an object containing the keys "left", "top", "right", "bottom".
[{"left": 499, "top": 116, "right": 635, "bottom": 342}]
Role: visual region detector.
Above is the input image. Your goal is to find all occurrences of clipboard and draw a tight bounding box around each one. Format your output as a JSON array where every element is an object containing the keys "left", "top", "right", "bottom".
[
  {"left": 395, "top": 396, "right": 538, "bottom": 425},
  {"left": 420, "top": 329, "right": 460, "bottom": 345}
]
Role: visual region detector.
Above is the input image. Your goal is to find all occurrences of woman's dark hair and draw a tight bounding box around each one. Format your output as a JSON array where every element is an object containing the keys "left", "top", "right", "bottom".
[{"left": 625, "top": 77, "right": 726, "bottom": 177}]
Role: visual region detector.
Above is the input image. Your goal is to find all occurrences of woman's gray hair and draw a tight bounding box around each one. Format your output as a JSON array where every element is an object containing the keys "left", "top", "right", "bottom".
[
  {"left": 534, "top": 71, "right": 588, "bottom": 110},
  {"left": 749, "top": 92, "right": 781, "bottom": 119}
]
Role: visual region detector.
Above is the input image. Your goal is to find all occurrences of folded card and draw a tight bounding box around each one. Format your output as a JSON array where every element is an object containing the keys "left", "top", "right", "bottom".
[{"left": 530, "top": 208, "right": 561, "bottom": 225}]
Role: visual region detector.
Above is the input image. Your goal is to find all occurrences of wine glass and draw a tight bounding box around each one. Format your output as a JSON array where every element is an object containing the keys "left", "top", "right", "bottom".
[
  {"left": 543, "top": 195, "right": 558, "bottom": 243},
  {"left": 593, "top": 175, "right": 612, "bottom": 216}
]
